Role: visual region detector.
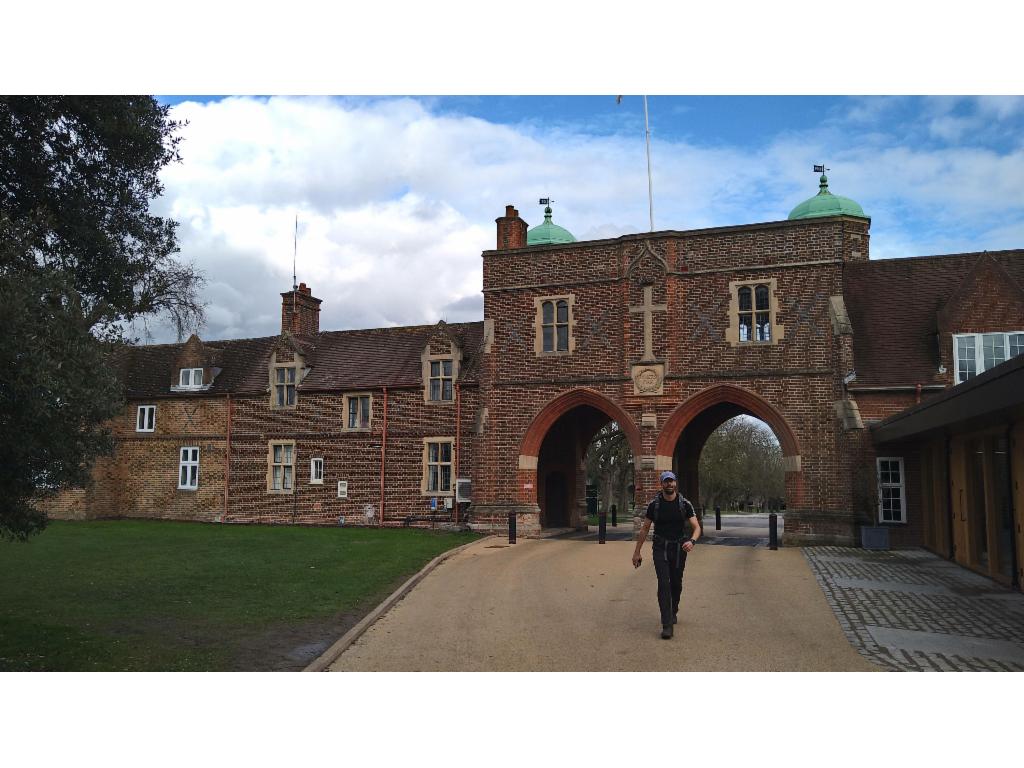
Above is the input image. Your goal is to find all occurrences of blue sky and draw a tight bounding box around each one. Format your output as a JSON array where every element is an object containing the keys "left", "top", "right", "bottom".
[{"left": 142, "top": 94, "right": 1024, "bottom": 343}]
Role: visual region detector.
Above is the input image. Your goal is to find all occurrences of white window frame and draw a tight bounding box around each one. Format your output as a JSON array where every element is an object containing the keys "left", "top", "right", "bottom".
[
  {"left": 310, "top": 457, "right": 324, "bottom": 484},
  {"left": 876, "top": 457, "right": 906, "bottom": 524},
  {"left": 337, "top": 480, "right": 349, "bottom": 499},
  {"left": 178, "top": 367, "right": 204, "bottom": 389},
  {"left": 178, "top": 446, "right": 199, "bottom": 490},
  {"left": 953, "top": 331, "right": 1024, "bottom": 383},
  {"left": 136, "top": 405, "right": 156, "bottom": 432}
]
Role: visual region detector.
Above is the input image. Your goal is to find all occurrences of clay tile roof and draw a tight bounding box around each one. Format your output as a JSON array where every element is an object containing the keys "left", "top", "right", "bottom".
[
  {"left": 844, "top": 250, "right": 1024, "bottom": 387},
  {"left": 116, "top": 322, "right": 484, "bottom": 399}
]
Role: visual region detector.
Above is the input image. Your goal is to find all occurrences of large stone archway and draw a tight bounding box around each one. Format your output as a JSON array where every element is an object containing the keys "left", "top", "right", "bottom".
[
  {"left": 655, "top": 384, "right": 804, "bottom": 513},
  {"left": 515, "top": 388, "right": 641, "bottom": 530}
]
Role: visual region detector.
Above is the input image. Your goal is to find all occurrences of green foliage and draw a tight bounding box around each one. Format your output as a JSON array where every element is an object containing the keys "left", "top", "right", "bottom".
[
  {"left": 0, "top": 520, "right": 480, "bottom": 671},
  {"left": 698, "top": 416, "right": 785, "bottom": 511},
  {"left": 0, "top": 96, "right": 204, "bottom": 539},
  {"left": 585, "top": 421, "right": 635, "bottom": 516}
]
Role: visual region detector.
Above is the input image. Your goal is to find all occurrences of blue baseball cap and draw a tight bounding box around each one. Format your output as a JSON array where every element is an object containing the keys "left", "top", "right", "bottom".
[{"left": 660, "top": 471, "right": 677, "bottom": 482}]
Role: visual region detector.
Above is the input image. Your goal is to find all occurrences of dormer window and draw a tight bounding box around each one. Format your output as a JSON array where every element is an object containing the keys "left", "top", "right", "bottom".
[
  {"left": 429, "top": 360, "right": 454, "bottom": 401},
  {"left": 274, "top": 366, "right": 297, "bottom": 408},
  {"left": 179, "top": 368, "right": 204, "bottom": 388}
]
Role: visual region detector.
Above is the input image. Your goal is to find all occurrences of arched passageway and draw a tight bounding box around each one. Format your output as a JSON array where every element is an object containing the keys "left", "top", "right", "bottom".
[
  {"left": 656, "top": 385, "right": 803, "bottom": 514},
  {"left": 519, "top": 389, "right": 640, "bottom": 529}
]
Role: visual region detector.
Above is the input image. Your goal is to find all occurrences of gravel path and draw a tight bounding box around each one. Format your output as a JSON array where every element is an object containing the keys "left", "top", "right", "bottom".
[{"left": 330, "top": 535, "right": 879, "bottom": 672}]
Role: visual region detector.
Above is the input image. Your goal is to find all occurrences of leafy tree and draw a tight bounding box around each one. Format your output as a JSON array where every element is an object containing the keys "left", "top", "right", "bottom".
[
  {"left": 698, "top": 416, "right": 784, "bottom": 512},
  {"left": 0, "top": 97, "right": 204, "bottom": 540},
  {"left": 585, "top": 422, "right": 635, "bottom": 518}
]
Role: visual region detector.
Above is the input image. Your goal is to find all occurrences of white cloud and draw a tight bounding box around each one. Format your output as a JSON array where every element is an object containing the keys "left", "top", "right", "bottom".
[{"left": 150, "top": 96, "right": 1024, "bottom": 343}]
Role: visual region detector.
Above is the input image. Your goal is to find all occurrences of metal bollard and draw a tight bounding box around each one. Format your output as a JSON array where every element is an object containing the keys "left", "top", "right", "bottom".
[
  {"left": 715, "top": 509, "right": 721, "bottom": 530},
  {"left": 611, "top": 504, "right": 617, "bottom": 527},
  {"left": 509, "top": 511, "right": 517, "bottom": 544},
  {"left": 769, "top": 512, "right": 778, "bottom": 550},
  {"left": 598, "top": 512, "right": 607, "bottom": 544}
]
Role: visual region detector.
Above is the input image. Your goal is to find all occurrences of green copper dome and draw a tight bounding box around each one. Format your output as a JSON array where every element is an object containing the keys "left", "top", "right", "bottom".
[
  {"left": 788, "top": 174, "right": 868, "bottom": 221},
  {"left": 527, "top": 205, "right": 577, "bottom": 245}
]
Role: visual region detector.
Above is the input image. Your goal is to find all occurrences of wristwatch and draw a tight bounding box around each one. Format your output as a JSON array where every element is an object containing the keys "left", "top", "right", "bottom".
[{"left": 688, "top": 538, "right": 697, "bottom": 546}]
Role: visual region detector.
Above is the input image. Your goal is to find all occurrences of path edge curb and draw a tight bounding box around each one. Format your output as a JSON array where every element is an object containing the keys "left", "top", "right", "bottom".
[{"left": 304, "top": 535, "right": 494, "bottom": 672}]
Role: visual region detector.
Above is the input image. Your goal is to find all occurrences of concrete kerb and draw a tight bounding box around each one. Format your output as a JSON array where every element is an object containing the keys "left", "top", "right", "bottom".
[{"left": 304, "top": 535, "right": 494, "bottom": 672}]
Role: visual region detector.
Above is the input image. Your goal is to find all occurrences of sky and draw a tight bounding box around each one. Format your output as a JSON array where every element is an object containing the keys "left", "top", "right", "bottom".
[{"left": 143, "top": 94, "right": 1024, "bottom": 344}]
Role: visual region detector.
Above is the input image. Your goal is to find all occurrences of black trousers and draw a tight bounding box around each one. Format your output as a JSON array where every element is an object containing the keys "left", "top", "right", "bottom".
[{"left": 652, "top": 538, "right": 688, "bottom": 626}]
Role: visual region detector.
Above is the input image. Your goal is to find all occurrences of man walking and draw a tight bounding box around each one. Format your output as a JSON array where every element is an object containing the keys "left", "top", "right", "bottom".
[{"left": 632, "top": 470, "right": 701, "bottom": 639}]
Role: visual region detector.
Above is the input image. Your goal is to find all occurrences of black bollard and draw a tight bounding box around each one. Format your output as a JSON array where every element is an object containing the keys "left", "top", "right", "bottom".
[
  {"left": 715, "top": 509, "right": 721, "bottom": 531},
  {"left": 611, "top": 504, "right": 617, "bottom": 527},
  {"left": 769, "top": 512, "right": 778, "bottom": 550},
  {"left": 509, "top": 511, "right": 517, "bottom": 544},
  {"left": 598, "top": 512, "right": 607, "bottom": 544}
]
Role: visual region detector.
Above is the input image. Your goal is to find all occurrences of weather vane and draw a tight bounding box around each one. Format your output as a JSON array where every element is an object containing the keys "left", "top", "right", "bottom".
[
  {"left": 814, "top": 164, "right": 830, "bottom": 174},
  {"left": 538, "top": 197, "right": 553, "bottom": 207}
]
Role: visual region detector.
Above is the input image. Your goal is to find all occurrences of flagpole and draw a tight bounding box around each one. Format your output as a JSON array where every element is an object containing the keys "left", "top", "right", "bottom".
[{"left": 643, "top": 95, "right": 654, "bottom": 232}]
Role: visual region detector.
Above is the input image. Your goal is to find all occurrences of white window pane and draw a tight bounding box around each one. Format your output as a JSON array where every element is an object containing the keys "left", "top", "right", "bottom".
[
  {"left": 956, "top": 336, "right": 976, "bottom": 381},
  {"left": 440, "top": 465, "right": 451, "bottom": 491},
  {"left": 557, "top": 325, "right": 568, "bottom": 351},
  {"left": 274, "top": 445, "right": 282, "bottom": 463},
  {"left": 138, "top": 409, "right": 145, "bottom": 430},
  {"left": 180, "top": 466, "right": 188, "bottom": 486},
  {"left": 543, "top": 325, "right": 554, "bottom": 352},
  {"left": 440, "top": 442, "right": 451, "bottom": 463},
  {"left": 1009, "top": 334, "right": 1024, "bottom": 358},
  {"left": 429, "top": 443, "right": 438, "bottom": 462},
  {"left": 431, "top": 361, "right": 440, "bottom": 376},
  {"left": 180, "top": 369, "right": 190, "bottom": 386},
  {"left": 189, "top": 466, "right": 198, "bottom": 487},
  {"left": 147, "top": 409, "right": 155, "bottom": 430},
  {"left": 273, "top": 466, "right": 282, "bottom": 489},
  {"left": 284, "top": 467, "right": 293, "bottom": 489},
  {"left": 982, "top": 333, "right": 1006, "bottom": 371},
  {"left": 442, "top": 360, "right": 452, "bottom": 376}
]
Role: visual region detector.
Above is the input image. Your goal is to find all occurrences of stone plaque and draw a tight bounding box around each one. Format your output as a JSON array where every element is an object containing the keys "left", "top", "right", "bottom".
[{"left": 631, "top": 363, "right": 665, "bottom": 396}]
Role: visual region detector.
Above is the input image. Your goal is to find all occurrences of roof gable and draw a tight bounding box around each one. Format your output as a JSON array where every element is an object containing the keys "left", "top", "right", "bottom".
[{"left": 936, "top": 253, "right": 1024, "bottom": 333}]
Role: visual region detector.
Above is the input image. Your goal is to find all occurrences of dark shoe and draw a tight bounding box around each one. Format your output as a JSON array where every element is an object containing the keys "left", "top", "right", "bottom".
[{"left": 661, "top": 624, "right": 673, "bottom": 639}]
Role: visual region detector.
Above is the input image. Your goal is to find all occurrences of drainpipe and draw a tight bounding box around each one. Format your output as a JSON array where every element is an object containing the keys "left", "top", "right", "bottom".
[
  {"left": 915, "top": 383, "right": 922, "bottom": 405},
  {"left": 455, "top": 381, "right": 461, "bottom": 525},
  {"left": 379, "top": 386, "right": 388, "bottom": 527},
  {"left": 223, "top": 393, "right": 232, "bottom": 522}
]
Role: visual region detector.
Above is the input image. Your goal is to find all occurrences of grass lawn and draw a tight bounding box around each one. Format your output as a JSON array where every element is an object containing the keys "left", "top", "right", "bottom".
[{"left": 0, "top": 520, "right": 479, "bottom": 672}]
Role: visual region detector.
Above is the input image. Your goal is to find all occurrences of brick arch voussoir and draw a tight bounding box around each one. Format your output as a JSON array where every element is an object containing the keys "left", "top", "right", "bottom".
[
  {"left": 656, "top": 384, "right": 800, "bottom": 459},
  {"left": 519, "top": 388, "right": 642, "bottom": 460}
]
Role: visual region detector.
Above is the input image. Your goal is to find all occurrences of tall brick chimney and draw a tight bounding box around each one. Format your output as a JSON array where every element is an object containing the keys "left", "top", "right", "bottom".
[
  {"left": 280, "top": 282, "right": 322, "bottom": 336},
  {"left": 495, "top": 204, "right": 528, "bottom": 250}
]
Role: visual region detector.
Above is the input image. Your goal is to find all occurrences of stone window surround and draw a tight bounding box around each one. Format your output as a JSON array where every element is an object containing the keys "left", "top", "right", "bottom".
[
  {"left": 421, "top": 436, "right": 455, "bottom": 497},
  {"left": 343, "top": 392, "right": 373, "bottom": 431},
  {"left": 533, "top": 294, "right": 577, "bottom": 356},
  {"left": 267, "top": 439, "right": 296, "bottom": 494},
  {"left": 726, "top": 278, "right": 785, "bottom": 346},
  {"left": 421, "top": 345, "right": 461, "bottom": 404},
  {"left": 269, "top": 350, "right": 304, "bottom": 411}
]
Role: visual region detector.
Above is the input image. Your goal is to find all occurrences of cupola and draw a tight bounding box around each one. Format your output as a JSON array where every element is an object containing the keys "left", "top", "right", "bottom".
[
  {"left": 788, "top": 173, "right": 868, "bottom": 221},
  {"left": 527, "top": 203, "right": 577, "bottom": 246}
]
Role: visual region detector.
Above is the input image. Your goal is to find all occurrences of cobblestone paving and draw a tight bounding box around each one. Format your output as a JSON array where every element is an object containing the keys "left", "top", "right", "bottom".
[{"left": 803, "top": 546, "right": 1024, "bottom": 672}]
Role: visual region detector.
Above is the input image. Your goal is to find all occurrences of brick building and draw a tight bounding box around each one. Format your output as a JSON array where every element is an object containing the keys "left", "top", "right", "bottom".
[{"left": 42, "top": 177, "right": 1024, "bottom": 578}]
